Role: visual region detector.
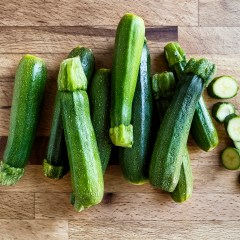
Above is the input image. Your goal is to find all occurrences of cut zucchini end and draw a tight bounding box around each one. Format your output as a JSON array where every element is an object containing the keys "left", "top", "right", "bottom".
[
  {"left": 109, "top": 124, "right": 133, "bottom": 148},
  {"left": 42, "top": 159, "right": 67, "bottom": 179},
  {"left": 221, "top": 147, "right": 240, "bottom": 170},
  {"left": 58, "top": 56, "right": 87, "bottom": 92},
  {"left": 0, "top": 162, "right": 25, "bottom": 186},
  {"left": 164, "top": 42, "right": 186, "bottom": 68}
]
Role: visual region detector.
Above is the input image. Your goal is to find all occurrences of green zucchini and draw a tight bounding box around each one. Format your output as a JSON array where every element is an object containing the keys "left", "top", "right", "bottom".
[
  {"left": 110, "top": 13, "right": 145, "bottom": 148},
  {"left": 221, "top": 147, "right": 240, "bottom": 170},
  {"left": 59, "top": 57, "right": 103, "bottom": 211},
  {"left": 152, "top": 72, "right": 193, "bottom": 202},
  {"left": 0, "top": 55, "right": 47, "bottom": 185},
  {"left": 207, "top": 76, "right": 239, "bottom": 99},
  {"left": 43, "top": 46, "right": 95, "bottom": 179},
  {"left": 68, "top": 46, "right": 95, "bottom": 86},
  {"left": 234, "top": 141, "right": 240, "bottom": 150},
  {"left": 149, "top": 58, "right": 216, "bottom": 192},
  {"left": 224, "top": 113, "right": 240, "bottom": 142},
  {"left": 89, "top": 68, "right": 112, "bottom": 173},
  {"left": 119, "top": 41, "right": 153, "bottom": 185},
  {"left": 164, "top": 42, "right": 219, "bottom": 152},
  {"left": 171, "top": 148, "right": 193, "bottom": 202},
  {"left": 212, "top": 102, "right": 236, "bottom": 123}
]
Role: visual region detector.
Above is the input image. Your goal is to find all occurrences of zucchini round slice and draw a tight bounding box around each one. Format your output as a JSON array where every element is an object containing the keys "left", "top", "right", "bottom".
[
  {"left": 221, "top": 147, "right": 240, "bottom": 170},
  {"left": 234, "top": 141, "right": 240, "bottom": 150},
  {"left": 212, "top": 102, "right": 236, "bottom": 123},
  {"left": 225, "top": 114, "right": 240, "bottom": 141},
  {"left": 207, "top": 76, "right": 239, "bottom": 99}
]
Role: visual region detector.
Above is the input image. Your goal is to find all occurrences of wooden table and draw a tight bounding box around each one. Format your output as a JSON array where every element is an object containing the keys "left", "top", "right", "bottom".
[{"left": 0, "top": 1, "right": 240, "bottom": 239}]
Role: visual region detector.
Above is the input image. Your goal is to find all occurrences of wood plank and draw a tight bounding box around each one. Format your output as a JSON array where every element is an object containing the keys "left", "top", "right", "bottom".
[
  {"left": 69, "top": 220, "right": 240, "bottom": 240},
  {"left": 0, "top": 0, "right": 198, "bottom": 27},
  {"left": 199, "top": 0, "right": 240, "bottom": 27},
  {"left": 0, "top": 26, "right": 177, "bottom": 54},
  {"left": 0, "top": 192, "right": 34, "bottom": 219},
  {"left": 0, "top": 52, "right": 166, "bottom": 80},
  {"left": 0, "top": 165, "right": 239, "bottom": 194},
  {"left": 179, "top": 27, "right": 240, "bottom": 54},
  {"left": 0, "top": 220, "right": 68, "bottom": 240},
  {"left": 35, "top": 192, "right": 240, "bottom": 220}
]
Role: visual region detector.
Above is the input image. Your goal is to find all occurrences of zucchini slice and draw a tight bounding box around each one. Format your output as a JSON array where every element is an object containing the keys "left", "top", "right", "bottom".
[
  {"left": 212, "top": 102, "right": 236, "bottom": 123},
  {"left": 207, "top": 76, "right": 239, "bottom": 99},
  {"left": 221, "top": 147, "right": 240, "bottom": 170},
  {"left": 234, "top": 141, "right": 240, "bottom": 150},
  {"left": 225, "top": 114, "right": 240, "bottom": 141}
]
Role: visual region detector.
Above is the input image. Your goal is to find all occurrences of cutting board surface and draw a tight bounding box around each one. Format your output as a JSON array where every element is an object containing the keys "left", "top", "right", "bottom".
[{"left": 0, "top": 1, "right": 240, "bottom": 239}]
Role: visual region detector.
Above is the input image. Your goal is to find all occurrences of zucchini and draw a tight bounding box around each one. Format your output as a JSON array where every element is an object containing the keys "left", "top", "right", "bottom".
[
  {"left": 212, "top": 102, "right": 236, "bottom": 123},
  {"left": 43, "top": 46, "right": 95, "bottom": 179},
  {"left": 207, "top": 76, "right": 239, "bottom": 99},
  {"left": 68, "top": 46, "right": 95, "bottom": 86},
  {"left": 221, "top": 147, "right": 240, "bottom": 170},
  {"left": 164, "top": 42, "right": 219, "bottom": 152},
  {"left": 234, "top": 141, "right": 240, "bottom": 150},
  {"left": 119, "top": 41, "right": 153, "bottom": 185},
  {"left": 59, "top": 57, "right": 104, "bottom": 211},
  {"left": 224, "top": 113, "right": 240, "bottom": 142},
  {"left": 152, "top": 72, "right": 193, "bottom": 202},
  {"left": 0, "top": 55, "right": 47, "bottom": 185},
  {"left": 171, "top": 148, "right": 193, "bottom": 203},
  {"left": 110, "top": 13, "right": 145, "bottom": 148},
  {"left": 149, "top": 58, "right": 216, "bottom": 192},
  {"left": 89, "top": 68, "right": 112, "bottom": 173}
]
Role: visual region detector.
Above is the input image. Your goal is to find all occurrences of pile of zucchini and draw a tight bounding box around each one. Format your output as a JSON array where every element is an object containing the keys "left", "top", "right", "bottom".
[{"left": 0, "top": 13, "right": 239, "bottom": 211}]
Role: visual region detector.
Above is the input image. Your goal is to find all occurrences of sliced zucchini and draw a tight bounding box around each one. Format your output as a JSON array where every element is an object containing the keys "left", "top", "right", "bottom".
[
  {"left": 212, "top": 102, "right": 236, "bottom": 123},
  {"left": 207, "top": 76, "right": 239, "bottom": 99},
  {"left": 221, "top": 147, "right": 240, "bottom": 170},
  {"left": 225, "top": 114, "right": 240, "bottom": 141},
  {"left": 234, "top": 141, "right": 240, "bottom": 150}
]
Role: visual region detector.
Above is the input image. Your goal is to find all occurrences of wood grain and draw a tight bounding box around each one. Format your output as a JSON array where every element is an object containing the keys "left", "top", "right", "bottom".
[
  {"left": 35, "top": 192, "right": 240, "bottom": 221},
  {"left": 0, "top": 165, "right": 239, "bottom": 194},
  {"left": 0, "top": 26, "right": 176, "bottom": 54},
  {"left": 0, "top": 220, "right": 68, "bottom": 240},
  {"left": 0, "top": 192, "right": 34, "bottom": 219},
  {"left": 179, "top": 27, "right": 240, "bottom": 54},
  {"left": 69, "top": 220, "right": 240, "bottom": 240},
  {"left": 199, "top": 0, "right": 240, "bottom": 27},
  {"left": 0, "top": 0, "right": 198, "bottom": 27}
]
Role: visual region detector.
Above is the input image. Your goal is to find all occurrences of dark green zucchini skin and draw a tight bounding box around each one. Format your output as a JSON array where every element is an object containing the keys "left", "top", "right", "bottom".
[
  {"left": 110, "top": 13, "right": 145, "bottom": 148},
  {"left": 152, "top": 72, "right": 193, "bottom": 202},
  {"left": 43, "top": 47, "right": 95, "bottom": 179},
  {"left": 164, "top": 43, "right": 218, "bottom": 152},
  {"left": 1, "top": 55, "right": 47, "bottom": 185},
  {"left": 149, "top": 74, "right": 204, "bottom": 192},
  {"left": 118, "top": 41, "right": 153, "bottom": 184},
  {"left": 89, "top": 68, "right": 112, "bottom": 173}
]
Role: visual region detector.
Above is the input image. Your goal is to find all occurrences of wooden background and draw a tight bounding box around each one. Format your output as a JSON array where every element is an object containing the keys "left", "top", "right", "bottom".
[{"left": 0, "top": 1, "right": 240, "bottom": 239}]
